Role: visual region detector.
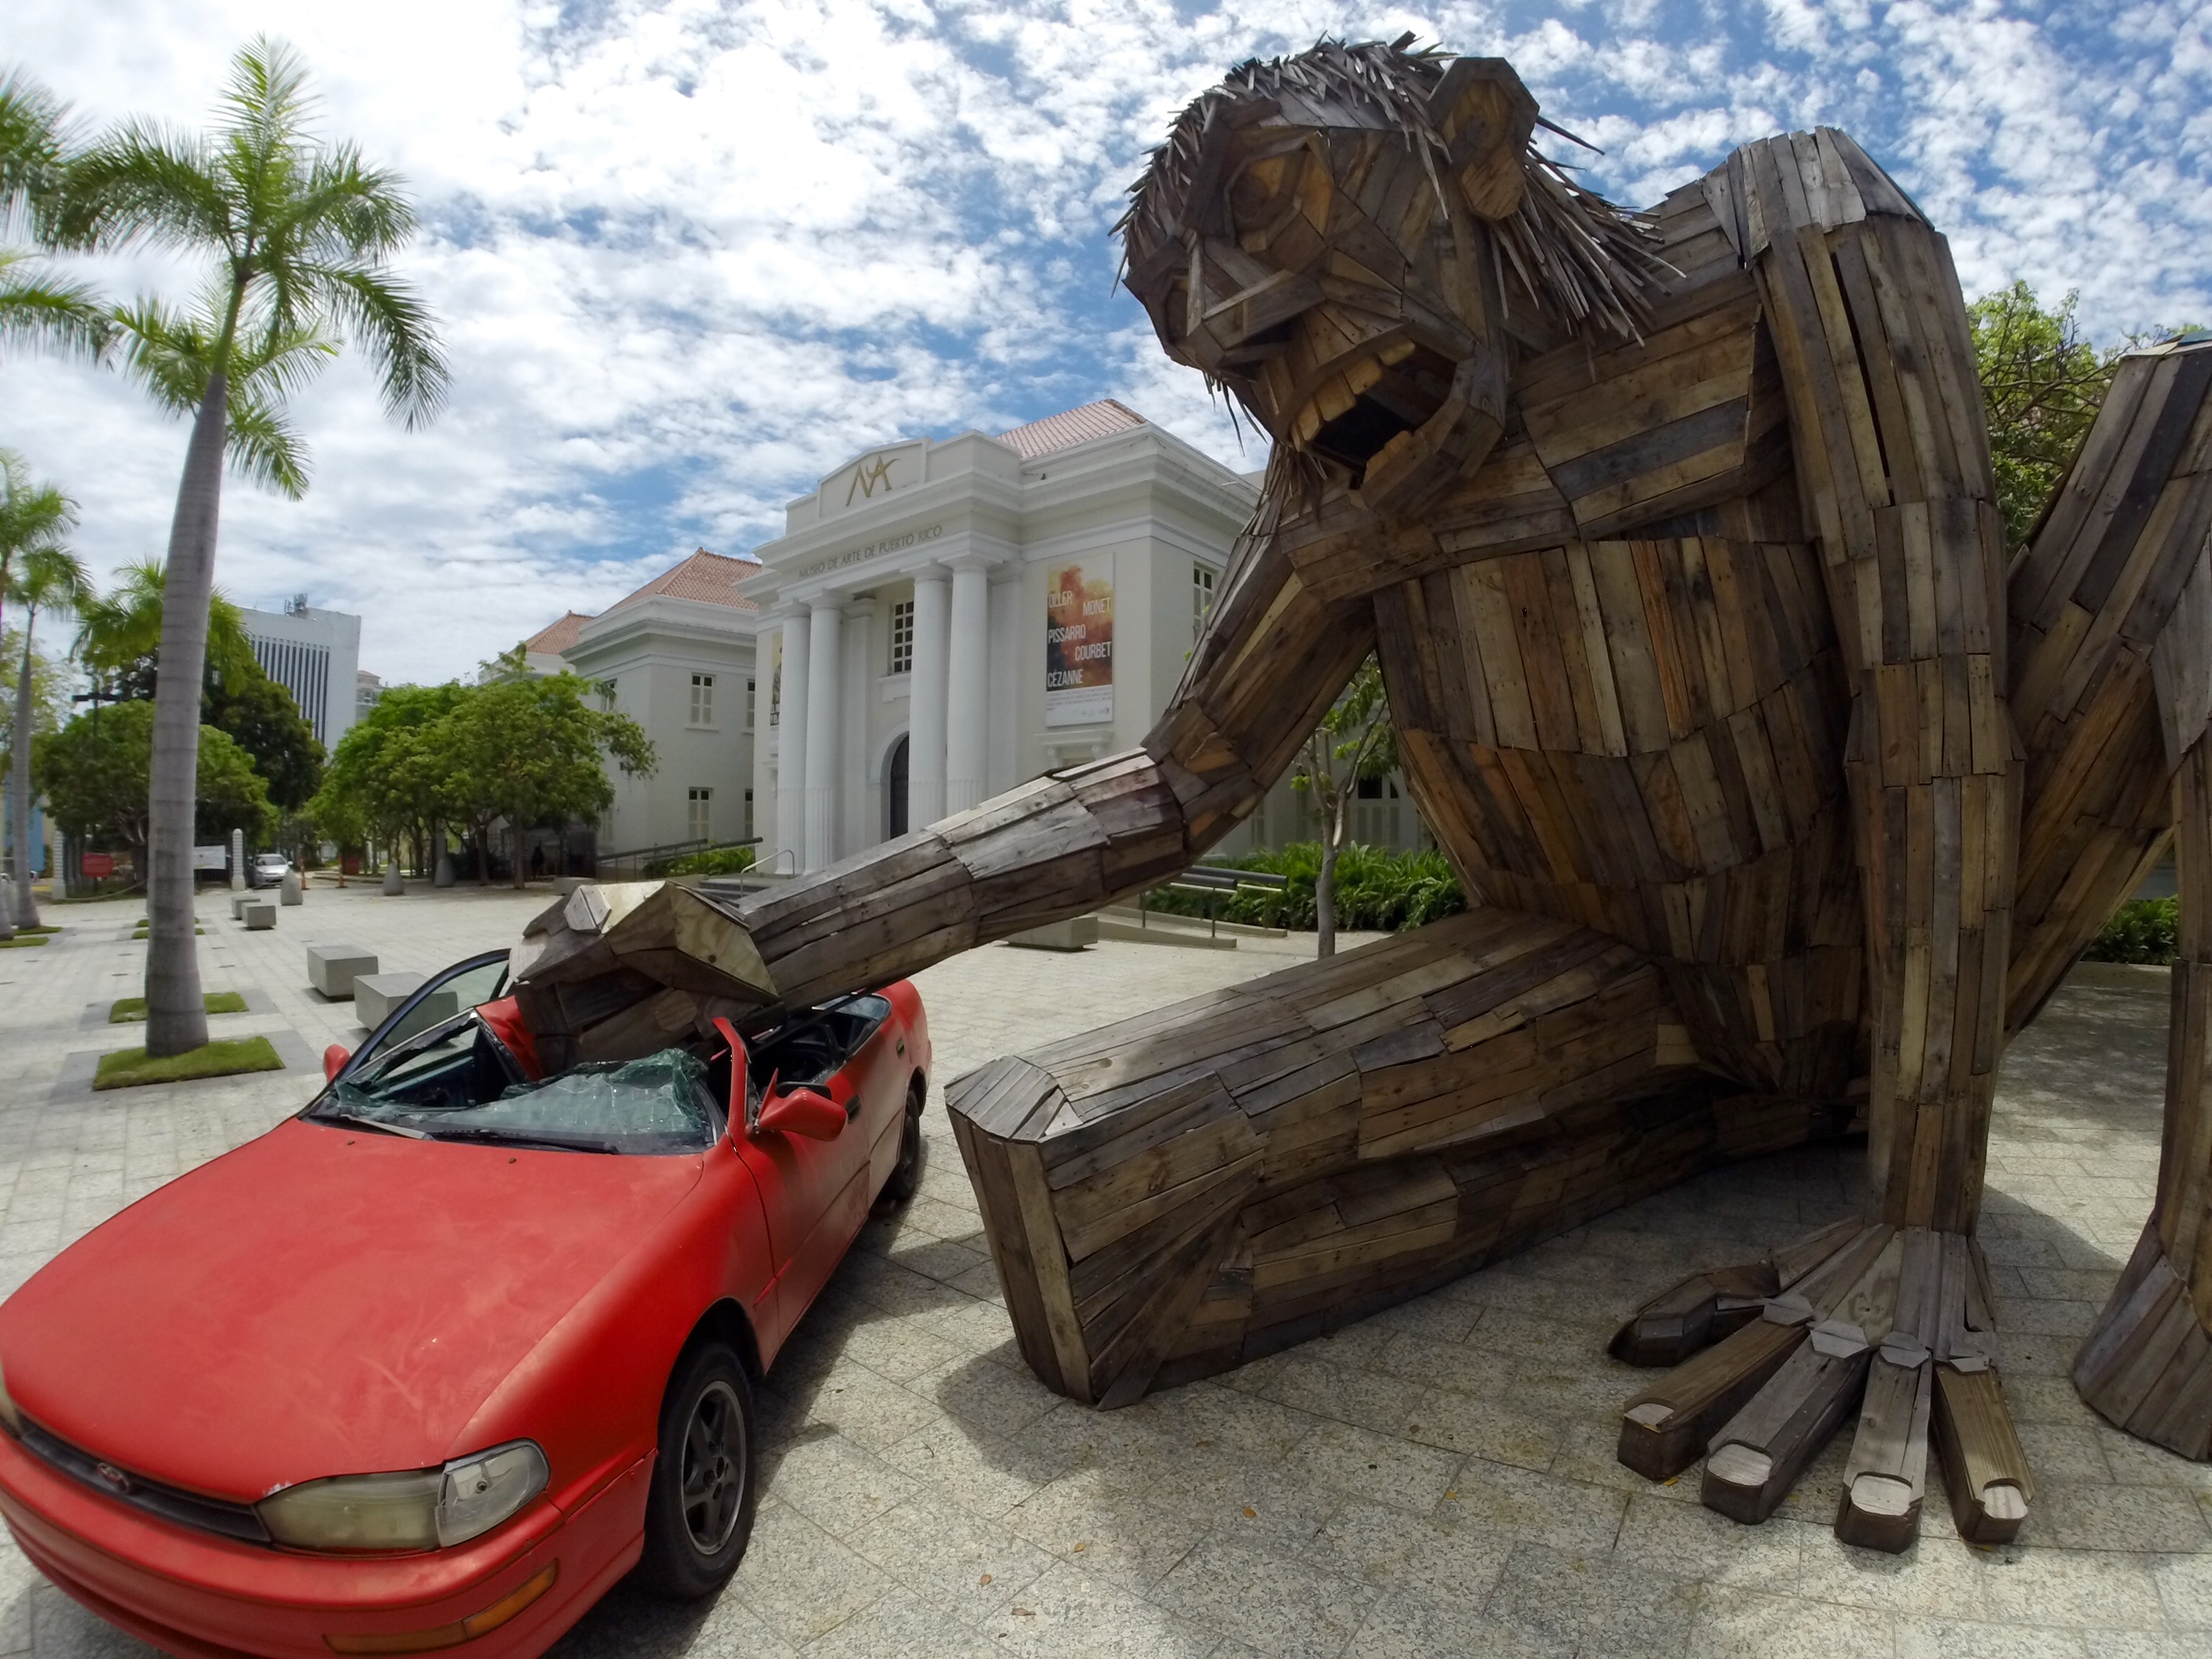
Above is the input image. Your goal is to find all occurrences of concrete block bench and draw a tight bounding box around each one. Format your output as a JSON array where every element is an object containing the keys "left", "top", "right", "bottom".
[
  {"left": 243, "top": 902, "right": 276, "bottom": 930},
  {"left": 355, "top": 972, "right": 458, "bottom": 1043},
  {"left": 307, "top": 943, "right": 379, "bottom": 999}
]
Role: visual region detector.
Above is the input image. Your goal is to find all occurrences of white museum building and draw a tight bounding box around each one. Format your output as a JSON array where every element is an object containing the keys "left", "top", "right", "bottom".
[
  {"left": 744, "top": 400, "right": 1275, "bottom": 875},
  {"left": 523, "top": 549, "right": 764, "bottom": 859},
  {"left": 522, "top": 400, "right": 1426, "bottom": 877}
]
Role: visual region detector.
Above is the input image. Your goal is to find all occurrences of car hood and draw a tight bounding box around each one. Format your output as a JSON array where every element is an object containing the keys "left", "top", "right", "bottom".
[{"left": 0, "top": 1116, "right": 703, "bottom": 1503}]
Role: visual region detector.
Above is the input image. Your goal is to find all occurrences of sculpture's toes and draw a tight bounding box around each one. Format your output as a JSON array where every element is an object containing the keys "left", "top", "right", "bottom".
[{"left": 1617, "top": 1222, "right": 2033, "bottom": 1552}]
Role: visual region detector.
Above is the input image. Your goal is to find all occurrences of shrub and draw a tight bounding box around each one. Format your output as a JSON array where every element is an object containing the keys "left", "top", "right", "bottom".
[
  {"left": 1139, "top": 842, "right": 1466, "bottom": 932},
  {"left": 654, "top": 844, "right": 757, "bottom": 878},
  {"left": 2083, "top": 898, "right": 2178, "bottom": 965}
]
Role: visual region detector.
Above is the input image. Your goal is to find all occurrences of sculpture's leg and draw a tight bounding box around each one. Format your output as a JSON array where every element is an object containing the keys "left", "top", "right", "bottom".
[
  {"left": 947, "top": 908, "right": 1849, "bottom": 1408},
  {"left": 2075, "top": 732, "right": 2212, "bottom": 1458}
]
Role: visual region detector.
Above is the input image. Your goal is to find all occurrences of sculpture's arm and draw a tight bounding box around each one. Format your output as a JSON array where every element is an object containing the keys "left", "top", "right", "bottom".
[
  {"left": 731, "top": 482, "right": 1379, "bottom": 1011},
  {"left": 1721, "top": 130, "right": 2013, "bottom": 1233}
]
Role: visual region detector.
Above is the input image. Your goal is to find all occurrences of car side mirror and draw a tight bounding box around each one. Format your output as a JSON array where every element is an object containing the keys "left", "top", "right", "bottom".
[
  {"left": 757, "top": 1085, "right": 846, "bottom": 1142},
  {"left": 323, "top": 1043, "right": 352, "bottom": 1083}
]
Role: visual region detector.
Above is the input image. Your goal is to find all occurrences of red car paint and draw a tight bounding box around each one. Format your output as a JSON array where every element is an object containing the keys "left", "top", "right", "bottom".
[{"left": 0, "top": 974, "right": 930, "bottom": 1659}]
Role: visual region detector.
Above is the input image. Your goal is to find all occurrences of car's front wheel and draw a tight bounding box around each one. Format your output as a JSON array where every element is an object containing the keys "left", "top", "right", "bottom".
[
  {"left": 636, "top": 1341, "right": 756, "bottom": 1600},
  {"left": 876, "top": 1079, "right": 926, "bottom": 1209}
]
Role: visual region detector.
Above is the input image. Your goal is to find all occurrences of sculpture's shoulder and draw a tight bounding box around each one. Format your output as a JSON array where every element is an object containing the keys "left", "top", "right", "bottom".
[
  {"left": 1491, "top": 191, "right": 1784, "bottom": 541},
  {"left": 1701, "top": 128, "right": 1930, "bottom": 258}
]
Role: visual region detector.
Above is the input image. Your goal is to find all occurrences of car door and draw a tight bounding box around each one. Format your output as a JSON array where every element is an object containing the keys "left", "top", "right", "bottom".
[
  {"left": 328, "top": 950, "right": 516, "bottom": 1087},
  {"left": 731, "top": 1047, "right": 874, "bottom": 1349}
]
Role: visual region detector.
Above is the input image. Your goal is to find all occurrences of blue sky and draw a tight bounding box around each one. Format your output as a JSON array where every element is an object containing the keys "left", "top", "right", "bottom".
[{"left": 4, "top": 0, "right": 2206, "bottom": 681}]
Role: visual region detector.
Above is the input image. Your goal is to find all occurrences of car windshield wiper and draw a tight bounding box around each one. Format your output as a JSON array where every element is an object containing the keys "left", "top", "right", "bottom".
[
  {"left": 314, "top": 1110, "right": 432, "bottom": 1141},
  {"left": 418, "top": 1125, "right": 625, "bottom": 1155}
]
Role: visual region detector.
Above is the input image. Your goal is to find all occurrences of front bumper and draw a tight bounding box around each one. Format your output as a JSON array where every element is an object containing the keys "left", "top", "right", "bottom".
[{"left": 0, "top": 1429, "right": 649, "bottom": 1659}]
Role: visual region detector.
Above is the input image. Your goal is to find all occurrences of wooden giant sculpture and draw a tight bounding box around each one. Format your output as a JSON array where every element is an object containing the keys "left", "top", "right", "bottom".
[{"left": 511, "top": 42, "right": 2212, "bottom": 1551}]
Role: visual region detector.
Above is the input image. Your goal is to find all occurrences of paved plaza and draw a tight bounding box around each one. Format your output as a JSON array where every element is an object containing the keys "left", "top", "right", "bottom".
[{"left": 1, "top": 882, "right": 2208, "bottom": 1658}]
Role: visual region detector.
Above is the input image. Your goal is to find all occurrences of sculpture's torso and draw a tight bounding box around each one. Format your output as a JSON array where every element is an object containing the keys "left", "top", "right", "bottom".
[{"left": 1364, "top": 184, "right": 1870, "bottom": 1100}]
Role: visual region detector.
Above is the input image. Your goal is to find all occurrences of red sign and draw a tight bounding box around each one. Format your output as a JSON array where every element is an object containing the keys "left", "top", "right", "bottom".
[{"left": 81, "top": 853, "right": 115, "bottom": 879}]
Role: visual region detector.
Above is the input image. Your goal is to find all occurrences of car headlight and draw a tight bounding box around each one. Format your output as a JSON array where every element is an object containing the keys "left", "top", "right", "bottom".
[{"left": 257, "top": 1442, "right": 547, "bottom": 1552}]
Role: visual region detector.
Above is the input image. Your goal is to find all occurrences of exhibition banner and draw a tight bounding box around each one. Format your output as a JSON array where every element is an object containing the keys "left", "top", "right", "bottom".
[{"left": 1045, "top": 558, "right": 1114, "bottom": 727}]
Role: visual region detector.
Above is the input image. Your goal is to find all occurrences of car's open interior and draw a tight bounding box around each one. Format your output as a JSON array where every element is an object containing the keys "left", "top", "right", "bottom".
[{"left": 319, "top": 992, "right": 896, "bottom": 1152}]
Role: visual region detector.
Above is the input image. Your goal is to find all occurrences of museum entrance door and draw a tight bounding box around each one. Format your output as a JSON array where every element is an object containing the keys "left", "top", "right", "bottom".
[{"left": 886, "top": 734, "right": 909, "bottom": 838}]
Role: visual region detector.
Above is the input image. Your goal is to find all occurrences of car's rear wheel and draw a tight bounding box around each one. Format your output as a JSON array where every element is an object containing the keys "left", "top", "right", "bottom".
[
  {"left": 877, "top": 1079, "right": 926, "bottom": 1208},
  {"left": 636, "top": 1342, "right": 756, "bottom": 1600}
]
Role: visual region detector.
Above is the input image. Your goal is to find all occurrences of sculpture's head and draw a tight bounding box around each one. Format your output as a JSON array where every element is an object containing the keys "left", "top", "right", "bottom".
[{"left": 1120, "top": 39, "right": 1656, "bottom": 510}]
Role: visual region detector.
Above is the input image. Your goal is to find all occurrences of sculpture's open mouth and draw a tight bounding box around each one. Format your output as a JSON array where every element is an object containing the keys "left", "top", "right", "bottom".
[{"left": 1292, "top": 339, "right": 1459, "bottom": 480}]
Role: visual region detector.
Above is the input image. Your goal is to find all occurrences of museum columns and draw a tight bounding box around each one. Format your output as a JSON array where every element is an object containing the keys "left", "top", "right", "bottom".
[
  {"left": 773, "top": 613, "right": 808, "bottom": 873},
  {"left": 945, "top": 557, "right": 991, "bottom": 816},
  {"left": 909, "top": 567, "right": 950, "bottom": 829},
  {"left": 802, "top": 598, "right": 842, "bottom": 872}
]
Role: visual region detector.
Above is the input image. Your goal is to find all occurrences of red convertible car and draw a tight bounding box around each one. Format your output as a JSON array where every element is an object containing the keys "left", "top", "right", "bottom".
[{"left": 0, "top": 949, "right": 931, "bottom": 1659}]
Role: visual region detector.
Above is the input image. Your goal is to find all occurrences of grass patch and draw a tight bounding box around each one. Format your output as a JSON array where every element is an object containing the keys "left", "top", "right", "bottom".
[
  {"left": 131, "top": 925, "right": 204, "bottom": 937},
  {"left": 0, "top": 934, "right": 50, "bottom": 948},
  {"left": 19, "top": 924, "right": 60, "bottom": 935},
  {"left": 109, "top": 992, "right": 250, "bottom": 1023},
  {"left": 95, "top": 1037, "right": 284, "bottom": 1091}
]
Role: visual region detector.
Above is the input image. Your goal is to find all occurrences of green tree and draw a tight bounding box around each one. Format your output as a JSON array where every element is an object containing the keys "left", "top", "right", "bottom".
[
  {"left": 310, "top": 682, "right": 462, "bottom": 876},
  {"left": 204, "top": 668, "right": 322, "bottom": 813},
  {"left": 0, "top": 70, "right": 107, "bottom": 361},
  {"left": 5, "top": 541, "right": 90, "bottom": 929},
  {"left": 61, "top": 37, "right": 447, "bottom": 1056},
  {"left": 434, "top": 674, "right": 653, "bottom": 888},
  {"left": 1291, "top": 655, "right": 1397, "bottom": 958},
  {"left": 1967, "top": 282, "right": 2119, "bottom": 549},
  {"left": 0, "top": 453, "right": 73, "bottom": 681},
  {"left": 38, "top": 698, "right": 274, "bottom": 860}
]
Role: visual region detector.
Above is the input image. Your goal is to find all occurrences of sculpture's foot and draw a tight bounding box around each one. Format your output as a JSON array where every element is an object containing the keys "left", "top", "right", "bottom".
[
  {"left": 2074, "top": 1220, "right": 2212, "bottom": 1461},
  {"left": 1616, "top": 1221, "right": 2033, "bottom": 1551}
]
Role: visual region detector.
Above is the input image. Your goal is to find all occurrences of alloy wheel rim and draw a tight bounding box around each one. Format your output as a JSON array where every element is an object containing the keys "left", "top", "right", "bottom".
[{"left": 679, "top": 1379, "right": 745, "bottom": 1553}]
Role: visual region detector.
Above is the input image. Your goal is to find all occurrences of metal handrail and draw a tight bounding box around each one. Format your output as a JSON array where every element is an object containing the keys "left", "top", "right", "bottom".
[
  {"left": 1138, "top": 863, "right": 1290, "bottom": 940},
  {"left": 594, "top": 836, "right": 762, "bottom": 879}
]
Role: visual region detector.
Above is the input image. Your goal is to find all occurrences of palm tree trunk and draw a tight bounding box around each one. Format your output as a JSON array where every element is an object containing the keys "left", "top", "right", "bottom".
[
  {"left": 11, "top": 613, "right": 42, "bottom": 929},
  {"left": 143, "top": 369, "right": 228, "bottom": 1056}
]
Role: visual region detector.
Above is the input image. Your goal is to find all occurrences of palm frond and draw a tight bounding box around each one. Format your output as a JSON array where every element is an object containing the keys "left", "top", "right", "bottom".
[
  {"left": 308, "top": 261, "right": 448, "bottom": 427},
  {"left": 58, "top": 122, "right": 230, "bottom": 253},
  {"left": 0, "top": 249, "right": 109, "bottom": 359},
  {"left": 6, "top": 543, "right": 94, "bottom": 619},
  {"left": 0, "top": 66, "right": 81, "bottom": 239},
  {"left": 222, "top": 389, "right": 310, "bottom": 498}
]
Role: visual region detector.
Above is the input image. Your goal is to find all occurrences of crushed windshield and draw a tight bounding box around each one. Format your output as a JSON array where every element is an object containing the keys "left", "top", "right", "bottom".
[{"left": 328, "top": 1047, "right": 717, "bottom": 1154}]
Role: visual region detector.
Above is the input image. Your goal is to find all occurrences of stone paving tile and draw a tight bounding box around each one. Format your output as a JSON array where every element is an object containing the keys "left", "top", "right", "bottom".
[{"left": 6, "top": 888, "right": 2212, "bottom": 1657}]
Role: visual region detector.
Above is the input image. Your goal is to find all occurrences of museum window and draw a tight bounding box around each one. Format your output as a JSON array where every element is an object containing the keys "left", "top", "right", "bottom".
[
  {"left": 687, "top": 786, "right": 711, "bottom": 844},
  {"left": 743, "top": 788, "right": 755, "bottom": 840},
  {"left": 889, "top": 598, "right": 914, "bottom": 675},
  {"left": 745, "top": 678, "right": 756, "bottom": 731},
  {"left": 597, "top": 678, "right": 617, "bottom": 710},
  {"left": 1193, "top": 562, "right": 1215, "bottom": 642},
  {"left": 689, "top": 673, "right": 714, "bottom": 726}
]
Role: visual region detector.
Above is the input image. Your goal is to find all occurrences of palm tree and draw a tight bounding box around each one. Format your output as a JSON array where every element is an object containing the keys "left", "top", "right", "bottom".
[
  {"left": 0, "top": 71, "right": 107, "bottom": 361},
  {"left": 0, "top": 458, "right": 75, "bottom": 940},
  {"left": 6, "top": 541, "right": 91, "bottom": 928},
  {"left": 64, "top": 37, "right": 447, "bottom": 1054}
]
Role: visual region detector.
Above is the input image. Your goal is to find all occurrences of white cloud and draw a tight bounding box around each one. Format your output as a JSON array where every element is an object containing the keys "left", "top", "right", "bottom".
[{"left": 2, "top": 0, "right": 2203, "bottom": 683}]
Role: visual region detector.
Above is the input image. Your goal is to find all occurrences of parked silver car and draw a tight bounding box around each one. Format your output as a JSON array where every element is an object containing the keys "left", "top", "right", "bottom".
[{"left": 248, "top": 851, "right": 291, "bottom": 889}]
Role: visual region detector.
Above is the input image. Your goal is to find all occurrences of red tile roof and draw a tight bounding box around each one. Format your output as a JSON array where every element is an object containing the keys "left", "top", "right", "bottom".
[
  {"left": 608, "top": 548, "right": 762, "bottom": 614},
  {"left": 524, "top": 610, "right": 593, "bottom": 655},
  {"left": 995, "top": 400, "right": 1146, "bottom": 461}
]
